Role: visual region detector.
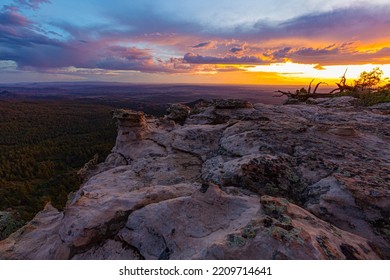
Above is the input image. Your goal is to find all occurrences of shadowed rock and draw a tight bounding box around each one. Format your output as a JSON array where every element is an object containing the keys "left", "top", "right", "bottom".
[
  {"left": 167, "top": 103, "right": 191, "bottom": 124},
  {"left": 1, "top": 99, "right": 389, "bottom": 259},
  {"left": 213, "top": 99, "right": 254, "bottom": 109}
]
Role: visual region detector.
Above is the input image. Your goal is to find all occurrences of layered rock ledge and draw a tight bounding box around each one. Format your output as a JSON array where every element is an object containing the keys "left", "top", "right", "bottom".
[{"left": 0, "top": 98, "right": 389, "bottom": 259}]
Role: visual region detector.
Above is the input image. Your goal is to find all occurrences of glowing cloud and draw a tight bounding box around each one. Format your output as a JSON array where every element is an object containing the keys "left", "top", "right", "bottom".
[{"left": 1, "top": 0, "right": 390, "bottom": 83}]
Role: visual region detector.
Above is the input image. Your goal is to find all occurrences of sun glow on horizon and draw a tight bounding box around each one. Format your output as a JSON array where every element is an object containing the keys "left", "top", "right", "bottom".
[{"left": 247, "top": 62, "right": 390, "bottom": 82}]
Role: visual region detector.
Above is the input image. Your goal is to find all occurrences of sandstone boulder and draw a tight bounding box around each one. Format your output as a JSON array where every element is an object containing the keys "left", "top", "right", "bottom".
[{"left": 1, "top": 99, "right": 389, "bottom": 259}]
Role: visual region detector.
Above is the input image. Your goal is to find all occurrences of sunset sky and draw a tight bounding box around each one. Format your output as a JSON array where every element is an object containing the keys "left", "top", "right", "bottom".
[{"left": 1, "top": 0, "right": 390, "bottom": 85}]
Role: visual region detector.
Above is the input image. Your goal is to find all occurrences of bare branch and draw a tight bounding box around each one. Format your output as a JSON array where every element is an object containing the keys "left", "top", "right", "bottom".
[
  {"left": 308, "top": 79, "right": 314, "bottom": 94},
  {"left": 313, "top": 82, "right": 327, "bottom": 94},
  {"left": 329, "top": 88, "right": 340, "bottom": 94},
  {"left": 341, "top": 68, "right": 348, "bottom": 86}
]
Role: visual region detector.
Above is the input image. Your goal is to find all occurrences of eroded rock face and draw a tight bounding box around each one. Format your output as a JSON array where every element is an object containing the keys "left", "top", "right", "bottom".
[
  {"left": 1, "top": 99, "right": 389, "bottom": 259},
  {"left": 167, "top": 103, "right": 191, "bottom": 124}
]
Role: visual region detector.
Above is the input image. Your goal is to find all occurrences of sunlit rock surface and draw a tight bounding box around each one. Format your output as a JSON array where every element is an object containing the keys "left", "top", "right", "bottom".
[{"left": 1, "top": 99, "right": 389, "bottom": 259}]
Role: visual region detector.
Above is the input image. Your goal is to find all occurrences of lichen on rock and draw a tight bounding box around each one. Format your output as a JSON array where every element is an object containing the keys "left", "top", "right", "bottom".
[{"left": 1, "top": 99, "right": 389, "bottom": 259}]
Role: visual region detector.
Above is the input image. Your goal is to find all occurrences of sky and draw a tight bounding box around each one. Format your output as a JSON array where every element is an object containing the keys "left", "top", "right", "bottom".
[{"left": 1, "top": 0, "right": 390, "bottom": 85}]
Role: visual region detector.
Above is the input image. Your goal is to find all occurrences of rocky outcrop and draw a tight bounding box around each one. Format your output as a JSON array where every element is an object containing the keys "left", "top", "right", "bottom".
[
  {"left": 166, "top": 103, "right": 191, "bottom": 124},
  {"left": 0, "top": 99, "right": 389, "bottom": 259}
]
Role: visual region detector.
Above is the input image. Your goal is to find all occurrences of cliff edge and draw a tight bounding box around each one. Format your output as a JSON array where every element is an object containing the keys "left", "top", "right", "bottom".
[{"left": 0, "top": 97, "right": 389, "bottom": 259}]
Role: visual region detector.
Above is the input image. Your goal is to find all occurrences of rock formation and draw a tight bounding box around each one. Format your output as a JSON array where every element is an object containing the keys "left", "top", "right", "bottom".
[{"left": 0, "top": 98, "right": 389, "bottom": 260}]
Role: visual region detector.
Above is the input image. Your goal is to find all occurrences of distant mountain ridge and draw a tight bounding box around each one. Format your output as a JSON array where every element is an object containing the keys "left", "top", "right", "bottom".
[{"left": 0, "top": 83, "right": 288, "bottom": 105}]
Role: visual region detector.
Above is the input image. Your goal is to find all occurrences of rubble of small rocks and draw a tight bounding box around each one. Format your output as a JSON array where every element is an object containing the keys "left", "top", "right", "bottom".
[{"left": 0, "top": 98, "right": 389, "bottom": 259}]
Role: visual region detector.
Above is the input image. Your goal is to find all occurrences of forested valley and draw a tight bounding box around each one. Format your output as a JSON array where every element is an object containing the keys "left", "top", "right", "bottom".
[
  {"left": 0, "top": 99, "right": 122, "bottom": 224},
  {"left": 0, "top": 95, "right": 170, "bottom": 231}
]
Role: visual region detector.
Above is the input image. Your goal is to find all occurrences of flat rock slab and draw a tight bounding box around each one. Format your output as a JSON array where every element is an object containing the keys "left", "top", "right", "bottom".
[{"left": 1, "top": 99, "right": 389, "bottom": 259}]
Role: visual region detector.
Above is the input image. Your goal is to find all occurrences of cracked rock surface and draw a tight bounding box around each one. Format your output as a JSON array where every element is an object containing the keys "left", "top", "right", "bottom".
[{"left": 0, "top": 98, "right": 389, "bottom": 259}]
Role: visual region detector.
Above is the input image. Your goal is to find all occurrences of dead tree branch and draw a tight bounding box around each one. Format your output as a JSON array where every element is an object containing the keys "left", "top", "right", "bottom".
[
  {"left": 313, "top": 82, "right": 327, "bottom": 94},
  {"left": 308, "top": 79, "right": 314, "bottom": 94},
  {"left": 330, "top": 68, "right": 355, "bottom": 93}
]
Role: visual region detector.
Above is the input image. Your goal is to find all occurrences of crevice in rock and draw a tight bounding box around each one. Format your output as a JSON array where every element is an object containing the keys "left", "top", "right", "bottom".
[
  {"left": 145, "top": 137, "right": 168, "bottom": 152},
  {"left": 68, "top": 189, "right": 197, "bottom": 259},
  {"left": 115, "top": 237, "right": 145, "bottom": 260},
  {"left": 158, "top": 247, "right": 171, "bottom": 260},
  {"left": 199, "top": 183, "right": 210, "bottom": 193},
  {"left": 68, "top": 209, "right": 134, "bottom": 258},
  {"left": 157, "top": 234, "right": 171, "bottom": 260},
  {"left": 340, "top": 243, "right": 359, "bottom": 260},
  {"left": 216, "top": 141, "right": 241, "bottom": 158},
  {"left": 171, "top": 146, "right": 203, "bottom": 163},
  {"left": 116, "top": 152, "right": 129, "bottom": 165}
]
